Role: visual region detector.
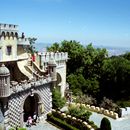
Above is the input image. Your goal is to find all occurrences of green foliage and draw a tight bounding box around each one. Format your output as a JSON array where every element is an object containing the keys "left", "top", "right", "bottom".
[
  {"left": 68, "top": 104, "right": 92, "bottom": 121},
  {"left": 100, "top": 97, "right": 119, "bottom": 112},
  {"left": 9, "top": 128, "right": 15, "bottom": 130},
  {"left": 75, "top": 94, "right": 97, "bottom": 105},
  {"left": 9, "top": 128, "right": 26, "bottom": 130},
  {"left": 47, "top": 42, "right": 60, "bottom": 52},
  {"left": 100, "top": 56, "right": 130, "bottom": 100},
  {"left": 28, "top": 37, "right": 37, "bottom": 54},
  {"left": 117, "top": 100, "right": 130, "bottom": 107},
  {"left": 52, "top": 88, "right": 66, "bottom": 109},
  {"left": 18, "top": 128, "right": 27, "bottom": 130},
  {"left": 48, "top": 111, "right": 98, "bottom": 130},
  {"left": 47, "top": 113, "right": 79, "bottom": 130},
  {"left": 100, "top": 117, "right": 111, "bottom": 130},
  {"left": 49, "top": 40, "right": 130, "bottom": 103}
]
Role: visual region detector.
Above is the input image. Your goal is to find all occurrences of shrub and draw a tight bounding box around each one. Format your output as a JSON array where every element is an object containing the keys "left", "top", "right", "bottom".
[
  {"left": 9, "top": 128, "right": 15, "bottom": 130},
  {"left": 88, "top": 120, "right": 98, "bottom": 129},
  {"left": 100, "top": 117, "right": 111, "bottom": 130},
  {"left": 100, "top": 97, "right": 119, "bottom": 112},
  {"left": 9, "top": 128, "right": 26, "bottom": 130},
  {"left": 47, "top": 113, "right": 78, "bottom": 130},
  {"left": 68, "top": 104, "right": 92, "bottom": 121},
  {"left": 52, "top": 88, "right": 66, "bottom": 109},
  {"left": 18, "top": 128, "right": 27, "bottom": 130},
  {"left": 75, "top": 94, "right": 97, "bottom": 105},
  {"left": 117, "top": 100, "right": 130, "bottom": 107},
  {"left": 48, "top": 110, "right": 98, "bottom": 130}
]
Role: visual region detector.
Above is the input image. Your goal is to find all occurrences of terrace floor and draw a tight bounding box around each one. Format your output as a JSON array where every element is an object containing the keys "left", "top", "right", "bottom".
[
  {"left": 25, "top": 121, "right": 60, "bottom": 130},
  {"left": 90, "top": 112, "right": 130, "bottom": 130}
]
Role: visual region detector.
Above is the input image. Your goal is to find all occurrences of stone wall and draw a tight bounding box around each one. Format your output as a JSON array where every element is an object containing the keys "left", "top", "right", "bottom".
[{"left": 8, "top": 83, "right": 52, "bottom": 128}]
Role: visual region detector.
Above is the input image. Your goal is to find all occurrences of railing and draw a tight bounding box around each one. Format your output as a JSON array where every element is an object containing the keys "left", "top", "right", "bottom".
[{"left": 10, "top": 76, "right": 52, "bottom": 94}]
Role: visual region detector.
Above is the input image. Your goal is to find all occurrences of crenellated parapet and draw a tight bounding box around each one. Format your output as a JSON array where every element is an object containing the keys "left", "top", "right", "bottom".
[
  {"left": 18, "top": 37, "right": 30, "bottom": 45},
  {"left": 39, "top": 52, "right": 68, "bottom": 63},
  {"left": 0, "top": 23, "right": 18, "bottom": 31},
  {"left": 0, "top": 23, "right": 18, "bottom": 38},
  {"left": 0, "top": 34, "right": 30, "bottom": 46},
  {"left": 35, "top": 52, "right": 68, "bottom": 71},
  {"left": 0, "top": 23, "right": 30, "bottom": 62},
  {"left": 0, "top": 23, "right": 29, "bottom": 45}
]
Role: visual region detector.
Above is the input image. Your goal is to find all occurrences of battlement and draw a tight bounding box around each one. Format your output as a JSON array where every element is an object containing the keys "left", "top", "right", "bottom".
[
  {"left": 39, "top": 52, "right": 68, "bottom": 62},
  {"left": 0, "top": 36, "right": 30, "bottom": 45},
  {"left": 0, "top": 23, "right": 18, "bottom": 32},
  {"left": 18, "top": 37, "right": 30, "bottom": 45}
]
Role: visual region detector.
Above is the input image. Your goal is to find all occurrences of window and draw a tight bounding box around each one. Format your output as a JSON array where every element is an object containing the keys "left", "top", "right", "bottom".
[{"left": 6, "top": 46, "right": 12, "bottom": 55}]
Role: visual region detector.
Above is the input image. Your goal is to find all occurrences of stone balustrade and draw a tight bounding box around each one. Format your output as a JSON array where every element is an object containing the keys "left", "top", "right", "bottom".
[
  {"left": 10, "top": 76, "right": 52, "bottom": 94},
  {"left": 70, "top": 103, "right": 119, "bottom": 119},
  {"left": 51, "top": 110, "right": 95, "bottom": 130}
]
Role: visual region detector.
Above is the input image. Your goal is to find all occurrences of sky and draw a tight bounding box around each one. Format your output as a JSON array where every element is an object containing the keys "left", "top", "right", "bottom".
[{"left": 0, "top": 0, "right": 130, "bottom": 47}]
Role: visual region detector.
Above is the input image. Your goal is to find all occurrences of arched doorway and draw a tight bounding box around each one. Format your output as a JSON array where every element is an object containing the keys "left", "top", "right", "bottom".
[{"left": 23, "top": 94, "right": 39, "bottom": 122}]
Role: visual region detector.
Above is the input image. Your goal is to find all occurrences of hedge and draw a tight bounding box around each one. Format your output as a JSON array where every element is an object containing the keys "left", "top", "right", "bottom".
[
  {"left": 47, "top": 113, "right": 79, "bottom": 130},
  {"left": 48, "top": 112, "right": 98, "bottom": 130},
  {"left": 9, "top": 128, "right": 27, "bottom": 130}
]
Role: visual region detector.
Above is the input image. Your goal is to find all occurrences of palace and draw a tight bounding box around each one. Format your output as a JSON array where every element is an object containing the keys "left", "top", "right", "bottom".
[{"left": 0, "top": 23, "right": 68, "bottom": 128}]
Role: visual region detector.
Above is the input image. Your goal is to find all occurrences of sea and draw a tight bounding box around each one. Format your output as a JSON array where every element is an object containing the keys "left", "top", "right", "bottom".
[{"left": 35, "top": 43, "right": 130, "bottom": 57}]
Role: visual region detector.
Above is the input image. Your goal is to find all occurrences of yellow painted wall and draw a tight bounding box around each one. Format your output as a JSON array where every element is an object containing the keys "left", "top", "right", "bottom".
[{"left": 0, "top": 36, "right": 17, "bottom": 62}]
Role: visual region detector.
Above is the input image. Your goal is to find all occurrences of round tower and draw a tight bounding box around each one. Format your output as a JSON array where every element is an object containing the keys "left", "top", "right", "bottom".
[
  {"left": 48, "top": 58, "right": 57, "bottom": 82},
  {"left": 0, "top": 64, "right": 10, "bottom": 97}
]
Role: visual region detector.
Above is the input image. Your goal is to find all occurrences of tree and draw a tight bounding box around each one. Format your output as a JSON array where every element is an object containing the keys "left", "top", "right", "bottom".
[
  {"left": 100, "top": 56, "right": 130, "bottom": 100},
  {"left": 52, "top": 88, "right": 66, "bottom": 109},
  {"left": 100, "top": 117, "right": 111, "bottom": 130},
  {"left": 47, "top": 42, "right": 60, "bottom": 52},
  {"left": 48, "top": 41, "right": 108, "bottom": 98},
  {"left": 100, "top": 97, "right": 119, "bottom": 112},
  {"left": 28, "top": 37, "right": 37, "bottom": 54}
]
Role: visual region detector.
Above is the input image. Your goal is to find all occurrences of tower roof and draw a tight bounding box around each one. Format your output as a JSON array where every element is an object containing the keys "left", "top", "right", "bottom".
[
  {"left": 48, "top": 58, "right": 56, "bottom": 66},
  {"left": 0, "top": 64, "right": 10, "bottom": 75}
]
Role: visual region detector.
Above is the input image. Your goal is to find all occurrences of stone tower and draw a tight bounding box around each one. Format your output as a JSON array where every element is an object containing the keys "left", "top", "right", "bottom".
[
  {"left": 0, "top": 64, "right": 10, "bottom": 128},
  {"left": 48, "top": 58, "right": 57, "bottom": 87}
]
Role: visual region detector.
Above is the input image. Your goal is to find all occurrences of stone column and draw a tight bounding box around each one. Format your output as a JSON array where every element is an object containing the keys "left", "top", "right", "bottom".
[{"left": 20, "top": 108, "right": 24, "bottom": 127}]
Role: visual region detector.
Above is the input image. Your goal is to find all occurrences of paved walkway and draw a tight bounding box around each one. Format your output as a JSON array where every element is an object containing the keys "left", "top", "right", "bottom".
[
  {"left": 25, "top": 121, "right": 60, "bottom": 130},
  {"left": 90, "top": 112, "right": 130, "bottom": 130}
]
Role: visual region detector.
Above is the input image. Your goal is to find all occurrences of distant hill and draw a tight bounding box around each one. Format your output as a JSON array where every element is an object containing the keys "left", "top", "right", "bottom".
[
  {"left": 94, "top": 45, "right": 130, "bottom": 56},
  {"left": 35, "top": 42, "right": 130, "bottom": 56},
  {"left": 35, "top": 43, "right": 52, "bottom": 52}
]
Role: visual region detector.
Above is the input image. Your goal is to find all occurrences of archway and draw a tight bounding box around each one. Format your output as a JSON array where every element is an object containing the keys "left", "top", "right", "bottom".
[
  {"left": 23, "top": 94, "right": 39, "bottom": 122},
  {"left": 56, "top": 73, "right": 62, "bottom": 86},
  {"left": 56, "top": 73, "right": 62, "bottom": 89}
]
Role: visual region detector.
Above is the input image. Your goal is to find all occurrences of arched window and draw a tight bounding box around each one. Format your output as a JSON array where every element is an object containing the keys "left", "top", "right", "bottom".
[
  {"left": 6, "top": 32, "right": 10, "bottom": 37},
  {"left": 11, "top": 32, "right": 14, "bottom": 37},
  {"left": 1, "top": 31, "right": 5, "bottom": 37},
  {"left": 15, "top": 32, "right": 18, "bottom": 38}
]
